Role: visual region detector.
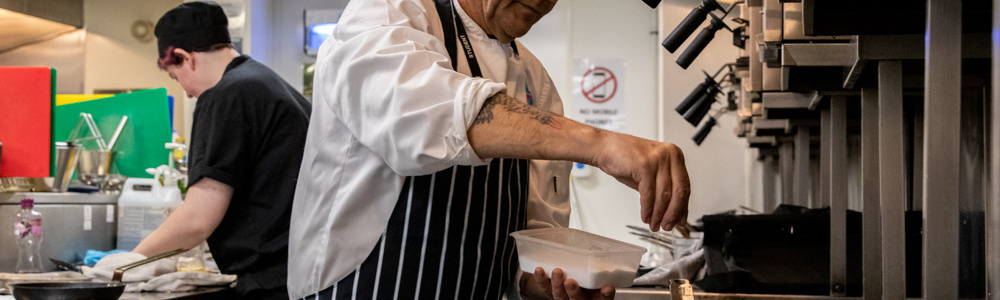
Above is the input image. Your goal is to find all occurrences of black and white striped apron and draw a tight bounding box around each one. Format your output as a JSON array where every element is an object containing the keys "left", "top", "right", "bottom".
[{"left": 302, "top": 0, "right": 530, "bottom": 299}]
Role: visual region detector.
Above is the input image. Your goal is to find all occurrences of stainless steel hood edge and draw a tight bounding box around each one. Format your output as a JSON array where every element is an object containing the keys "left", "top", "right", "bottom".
[{"left": 0, "top": 0, "right": 83, "bottom": 28}]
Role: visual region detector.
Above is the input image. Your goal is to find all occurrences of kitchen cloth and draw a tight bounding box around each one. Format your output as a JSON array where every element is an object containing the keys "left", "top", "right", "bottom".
[
  {"left": 632, "top": 249, "right": 706, "bottom": 287},
  {"left": 81, "top": 252, "right": 174, "bottom": 283},
  {"left": 132, "top": 271, "right": 236, "bottom": 292},
  {"left": 81, "top": 252, "right": 236, "bottom": 292}
]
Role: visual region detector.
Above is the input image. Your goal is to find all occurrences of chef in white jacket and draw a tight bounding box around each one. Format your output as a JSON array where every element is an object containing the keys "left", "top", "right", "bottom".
[{"left": 289, "top": 0, "right": 691, "bottom": 299}]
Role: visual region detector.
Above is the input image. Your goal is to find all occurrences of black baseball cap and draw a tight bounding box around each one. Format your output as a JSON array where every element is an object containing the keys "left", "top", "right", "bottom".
[{"left": 154, "top": 1, "right": 231, "bottom": 58}]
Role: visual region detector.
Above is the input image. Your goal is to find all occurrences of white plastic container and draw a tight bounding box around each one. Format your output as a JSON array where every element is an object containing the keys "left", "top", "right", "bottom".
[
  {"left": 511, "top": 228, "right": 646, "bottom": 289},
  {"left": 116, "top": 176, "right": 183, "bottom": 250}
]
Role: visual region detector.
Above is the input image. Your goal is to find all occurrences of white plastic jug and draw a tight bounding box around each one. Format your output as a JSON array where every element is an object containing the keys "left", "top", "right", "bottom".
[{"left": 116, "top": 167, "right": 184, "bottom": 250}]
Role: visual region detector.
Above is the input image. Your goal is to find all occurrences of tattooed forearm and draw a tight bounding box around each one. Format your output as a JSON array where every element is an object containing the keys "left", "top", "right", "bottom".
[{"left": 474, "top": 93, "right": 554, "bottom": 125}]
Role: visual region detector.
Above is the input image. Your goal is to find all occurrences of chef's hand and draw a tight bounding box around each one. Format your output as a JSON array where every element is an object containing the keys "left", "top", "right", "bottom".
[
  {"left": 591, "top": 132, "right": 690, "bottom": 232},
  {"left": 521, "top": 267, "right": 615, "bottom": 300}
]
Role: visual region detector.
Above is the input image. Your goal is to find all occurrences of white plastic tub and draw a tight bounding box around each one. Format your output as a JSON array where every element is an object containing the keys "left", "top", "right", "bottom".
[{"left": 511, "top": 228, "right": 646, "bottom": 289}]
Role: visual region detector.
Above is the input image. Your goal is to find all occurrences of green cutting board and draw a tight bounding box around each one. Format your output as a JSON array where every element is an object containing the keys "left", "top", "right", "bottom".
[{"left": 54, "top": 88, "right": 172, "bottom": 178}]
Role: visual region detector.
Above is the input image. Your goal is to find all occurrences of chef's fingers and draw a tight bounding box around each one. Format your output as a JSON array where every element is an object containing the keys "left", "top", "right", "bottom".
[
  {"left": 650, "top": 157, "right": 671, "bottom": 232},
  {"left": 599, "top": 285, "right": 616, "bottom": 300},
  {"left": 564, "top": 279, "right": 585, "bottom": 300},
  {"left": 637, "top": 167, "right": 655, "bottom": 225},
  {"left": 661, "top": 150, "right": 691, "bottom": 231},
  {"left": 533, "top": 267, "right": 551, "bottom": 295},
  {"left": 551, "top": 268, "right": 569, "bottom": 300}
]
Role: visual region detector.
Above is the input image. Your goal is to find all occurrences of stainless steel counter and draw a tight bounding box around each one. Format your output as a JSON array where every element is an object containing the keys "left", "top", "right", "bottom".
[
  {"left": 118, "top": 287, "right": 229, "bottom": 300},
  {"left": 0, "top": 192, "right": 118, "bottom": 272},
  {"left": 0, "top": 192, "right": 118, "bottom": 204},
  {"left": 617, "top": 288, "right": 861, "bottom": 300}
]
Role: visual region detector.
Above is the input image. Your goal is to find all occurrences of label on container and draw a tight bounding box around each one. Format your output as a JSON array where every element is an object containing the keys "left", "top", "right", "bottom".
[
  {"left": 107, "top": 205, "right": 115, "bottom": 223},
  {"left": 117, "top": 206, "right": 171, "bottom": 250},
  {"left": 83, "top": 205, "right": 93, "bottom": 231},
  {"left": 30, "top": 219, "right": 41, "bottom": 236},
  {"left": 16, "top": 219, "right": 41, "bottom": 237}
]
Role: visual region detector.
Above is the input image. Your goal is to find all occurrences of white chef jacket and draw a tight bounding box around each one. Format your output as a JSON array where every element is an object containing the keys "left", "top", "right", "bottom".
[{"left": 288, "top": 0, "right": 572, "bottom": 298}]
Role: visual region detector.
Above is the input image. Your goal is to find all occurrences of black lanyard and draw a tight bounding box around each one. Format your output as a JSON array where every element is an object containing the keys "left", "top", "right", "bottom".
[{"left": 434, "top": 0, "right": 518, "bottom": 78}]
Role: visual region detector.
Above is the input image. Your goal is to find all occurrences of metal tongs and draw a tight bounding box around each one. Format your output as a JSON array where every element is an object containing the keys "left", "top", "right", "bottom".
[
  {"left": 66, "top": 113, "right": 128, "bottom": 153},
  {"left": 66, "top": 113, "right": 108, "bottom": 151},
  {"left": 627, "top": 225, "right": 676, "bottom": 249},
  {"left": 111, "top": 248, "right": 188, "bottom": 283}
]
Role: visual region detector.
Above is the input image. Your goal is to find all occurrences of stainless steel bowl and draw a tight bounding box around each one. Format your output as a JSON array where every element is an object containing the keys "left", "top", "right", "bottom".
[{"left": 77, "top": 150, "right": 114, "bottom": 187}]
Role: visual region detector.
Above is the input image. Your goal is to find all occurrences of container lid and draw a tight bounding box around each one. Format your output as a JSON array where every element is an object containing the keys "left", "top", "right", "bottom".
[
  {"left": 20, "top": 198, "right": 34, "bottom": 208},
  {"left": 511, "top": 228, "right": 646, "bottom": 256}
]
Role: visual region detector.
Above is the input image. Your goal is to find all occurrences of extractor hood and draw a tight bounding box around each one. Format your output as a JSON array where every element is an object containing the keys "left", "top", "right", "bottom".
[{"left": 0, "top": 0, "right": 82, "bottom": 53}]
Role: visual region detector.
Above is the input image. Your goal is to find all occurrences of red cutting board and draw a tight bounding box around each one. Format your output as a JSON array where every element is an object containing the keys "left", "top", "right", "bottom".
[{"left": 0, "top": 67, "right": 52, "bottom": 178}]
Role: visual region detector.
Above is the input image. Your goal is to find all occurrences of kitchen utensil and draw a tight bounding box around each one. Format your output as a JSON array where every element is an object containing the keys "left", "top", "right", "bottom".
[
  {"left": 629, "top": 232, "right": 674, "bottom": 247},
  {"left": 670, "top": 279, "right": 695, "bottom": 300},
  {"left": 52, "top": 142, "right": 79, "bottom": 192},
  {"left": 48, "top": 259, "right": 79, "bottom": 273},
  {"left": 83, "top": 114, "right": 107, "bottom": 152},
  {"left": 106, "top": 116, "right": 128, "bottom": 152},
  {"left": 77, "top": 150, "right": 114, "bottom": 187},
  {"left": 0, "top": 271, "right": 91, "bottom": 296},
  {"left": 99, "top": 174, "right": 127, "bottom": 194},
  {"left": 626, "top": 225, "right": 675, "bottom": 241},
  {"left": 66, "top": 113, "right": 107, "bottom": 151},
  {"left": 9, "top": 248, "right": 187, "bottom": 300},
  {"left": 511, "top": 228, "right": 646, "bottom": 289},
  {"left": 676, "top": 222, "right": 692, "bottom": 239}
]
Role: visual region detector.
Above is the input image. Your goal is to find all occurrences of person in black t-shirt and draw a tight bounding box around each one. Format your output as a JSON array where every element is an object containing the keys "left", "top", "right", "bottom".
[{"left": 126, "top": 2, "right": 311, "bottom": 299}]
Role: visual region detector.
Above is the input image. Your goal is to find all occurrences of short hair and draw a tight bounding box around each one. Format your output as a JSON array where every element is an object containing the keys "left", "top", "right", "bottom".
[{"left": 157, "top": 43, "right": 235, "bottom": 70}]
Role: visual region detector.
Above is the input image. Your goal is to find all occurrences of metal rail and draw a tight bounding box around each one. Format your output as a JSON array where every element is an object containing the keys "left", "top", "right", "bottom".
[
  {"left": 860, "top": 87, "right": 882, "bottom": 299},
  {"left": 829, "top": 97, "right": 847, "bottom": 296},
  {"left": 781, "top": 142, "right": 795, "bottom": 206},
  {"left": 923, "top": 0, "right": 962, "bottom": 298},
  {"left": 878, "top": 60, "right": 906, "bottom": 300},
  {"left": 989, "top": 0, "right": 1000, "bottom": 298},
  {"left": 794, "top": 127, "right": 811, "bottom": 207}
]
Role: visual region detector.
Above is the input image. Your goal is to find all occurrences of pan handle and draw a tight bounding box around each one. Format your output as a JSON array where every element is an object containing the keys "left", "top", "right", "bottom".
[{"left": 112, "top": 248, "right": 188, "bottom": 283}]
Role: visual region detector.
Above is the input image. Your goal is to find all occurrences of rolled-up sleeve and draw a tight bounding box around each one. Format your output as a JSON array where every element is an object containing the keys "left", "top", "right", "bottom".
[{"left": 317, "top": 1, "right": 506, "bottom": 176}]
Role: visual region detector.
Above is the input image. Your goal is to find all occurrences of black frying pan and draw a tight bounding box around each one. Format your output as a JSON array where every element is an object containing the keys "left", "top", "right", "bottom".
[
  {"left": 9, "top": 282, "right": 125, "bottom": 300},
  {"left": 9, "top": 248, "right": 187, "bottom": 300}
]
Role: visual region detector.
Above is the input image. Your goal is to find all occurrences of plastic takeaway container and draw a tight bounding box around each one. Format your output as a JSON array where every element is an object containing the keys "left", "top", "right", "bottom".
[{"left": 511, "top": 228, "right": 647, "bottom": 289}]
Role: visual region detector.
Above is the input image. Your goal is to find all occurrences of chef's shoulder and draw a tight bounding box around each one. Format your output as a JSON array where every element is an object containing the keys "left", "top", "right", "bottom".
[
  {"left": 333, "top": 0, "right": 443, "bottom": 42},
  {"left": 512, "top": 41, "right": 551, "bottom": 80},
  {"left": 199, "top": 61, "right": 304, "bottom": 114}
]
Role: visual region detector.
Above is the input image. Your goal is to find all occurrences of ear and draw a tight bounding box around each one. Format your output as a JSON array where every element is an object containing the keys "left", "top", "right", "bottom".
[{"left": 173, "top": 48, "right": 195, "bottom": 71}]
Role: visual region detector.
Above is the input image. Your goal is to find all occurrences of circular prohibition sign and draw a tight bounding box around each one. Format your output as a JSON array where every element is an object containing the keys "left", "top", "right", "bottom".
[{"left": 581, "top": 67, "right": 618, "bottom": 104}]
